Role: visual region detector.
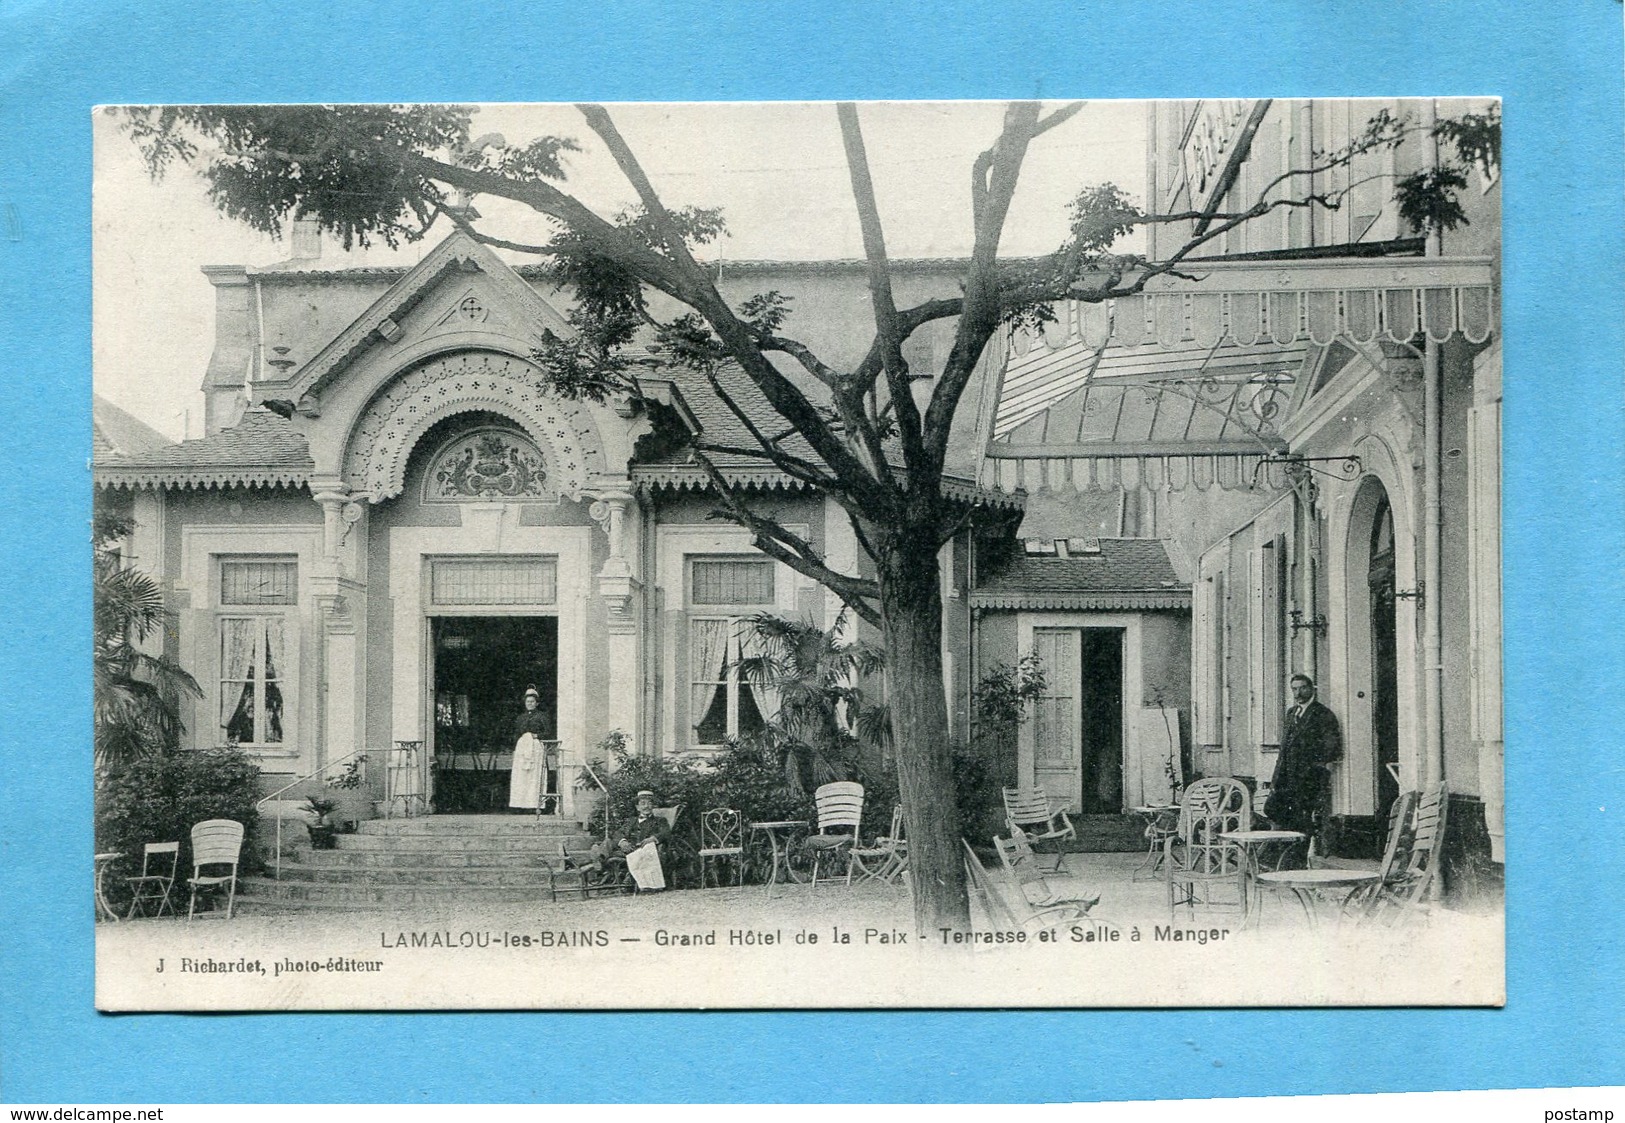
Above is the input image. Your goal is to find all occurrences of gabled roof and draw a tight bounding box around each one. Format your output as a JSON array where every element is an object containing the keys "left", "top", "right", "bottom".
[
  {"left": 971, "top": 538, "right": 1188, "bottom": 611},
  {"left": 94, "top": 409, "right": 313, "bottom": 490},
  {"left": 93, "top": 396, "right": 173, "bottom": 459},
  {"left": 253, "top": 229, "right": 572, "bottom": 405}
]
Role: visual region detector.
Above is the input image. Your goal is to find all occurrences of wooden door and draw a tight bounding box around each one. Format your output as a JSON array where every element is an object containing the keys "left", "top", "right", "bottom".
[{"left": 1033, "top": 628, "right": 1082, "bottom": 809}]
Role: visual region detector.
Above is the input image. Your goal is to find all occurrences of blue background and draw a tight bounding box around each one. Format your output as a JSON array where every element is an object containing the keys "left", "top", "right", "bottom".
[{"left": 2, "top": 0, "right": 1621, "bottom": 1103}]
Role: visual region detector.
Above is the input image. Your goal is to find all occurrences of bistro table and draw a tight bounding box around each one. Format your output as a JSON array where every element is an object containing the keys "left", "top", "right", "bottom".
[
  {"left": 1129, "top": 805, "right": 1180, "bottom": 882},
  {"left": 1253, "top": 866, "right": 1381, "bottom": 929},
  {"left": 748, "top": 820, "right": 808, "bottom": 895},
  {"left": 94, "top": 851, "right": 124, "bottom": 923},
  {"left": 1221, "top": 829, "right": 1307, "bottom": 919}
]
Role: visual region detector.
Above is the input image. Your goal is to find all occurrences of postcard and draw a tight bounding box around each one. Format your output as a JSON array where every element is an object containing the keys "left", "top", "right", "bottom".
[{"left": 91, "top": 98, "right": 1503, "bottom": 1010}]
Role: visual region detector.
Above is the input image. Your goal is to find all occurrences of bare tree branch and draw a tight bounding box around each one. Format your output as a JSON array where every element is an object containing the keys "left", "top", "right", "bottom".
[
  {"left": 691, "top": 453, "right": 883, "bottom": 626},
  {"left": 837, "top": 103, "right": 927, "bottom": 474},
  {"left": 573, "top": 103, "right": 893, "bottom": 508}
]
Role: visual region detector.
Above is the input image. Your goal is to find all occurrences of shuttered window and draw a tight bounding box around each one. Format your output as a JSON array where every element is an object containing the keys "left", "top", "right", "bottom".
[
  {"left": 220, "top": 559, "right": 298, "bottom": 605},
  {"left": 690, "top": 559, "right": 774, "bottom": 606}
]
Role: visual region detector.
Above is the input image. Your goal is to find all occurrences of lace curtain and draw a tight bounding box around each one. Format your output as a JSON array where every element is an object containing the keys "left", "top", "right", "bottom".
[
  {"left": 262, "top": 618, "right": 285, "bottom": 743},
  {"left": 219, "top": 618, "right": 286, "bottom": 743},
  {"left": 220, "top": 618, "right": 256, "bottom": 739},
  {"left": 738, "top": 629, "right": 779, "bottom": 722},
  {"left": 690, "top": 619, "right": 731, "bottom": 743}
]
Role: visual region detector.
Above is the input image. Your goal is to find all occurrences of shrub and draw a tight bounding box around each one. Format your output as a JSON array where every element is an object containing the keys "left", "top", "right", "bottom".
[{"left": 95, "top": 747, "right": 262, "bottom": 911}]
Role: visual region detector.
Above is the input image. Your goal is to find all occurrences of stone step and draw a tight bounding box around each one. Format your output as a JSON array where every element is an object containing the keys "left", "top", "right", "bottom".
[
  {"left": 268, "top": 862, "right": 568, "bottom": 887},
  {"left": 287, "top": 848, "right": 567, "bottom": 870},
  {"left": 358, "top": 815, "right": 585, "bottom": 837},
  {"left": 330, "top": 833, "right": 596, "bottom": 853},
  {"left": 1061, "top": 814, "right": 1151, "bottom": 854},
  {"left": 240, "top": 877, "right": 570, "bottom": 906}
]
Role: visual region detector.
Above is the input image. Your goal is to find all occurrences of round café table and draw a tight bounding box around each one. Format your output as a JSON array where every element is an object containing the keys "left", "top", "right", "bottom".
[
  {"left": 748, "top": 820, "right": 808, "bottom": 895},
  {"left": 1129, "top": 805, "right": 1180, "bottom": 881},
  {"left": 1221, "top": 829, "right": 1307, "bottom": 920},
  {"left": 1254, "top": 866, "right": 1381, "bottom": 928}
]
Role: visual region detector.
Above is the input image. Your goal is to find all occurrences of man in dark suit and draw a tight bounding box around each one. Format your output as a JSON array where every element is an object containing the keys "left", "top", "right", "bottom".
[{"left": 1264, "top": 674, "right": 1342, "bottom": 843}]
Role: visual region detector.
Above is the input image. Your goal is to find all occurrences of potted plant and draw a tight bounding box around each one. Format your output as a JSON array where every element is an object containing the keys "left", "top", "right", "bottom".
[
  {"left": 324, "top": 754, "right": 372, "bottom": 832},
  {"left": 303, "top": 796, "right": 338, "bottom": 849}
]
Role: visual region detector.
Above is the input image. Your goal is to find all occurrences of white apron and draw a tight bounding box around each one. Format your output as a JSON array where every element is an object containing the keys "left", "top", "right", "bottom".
[{"left": 508, "top": 732, "right": 545, "bottom": 809}]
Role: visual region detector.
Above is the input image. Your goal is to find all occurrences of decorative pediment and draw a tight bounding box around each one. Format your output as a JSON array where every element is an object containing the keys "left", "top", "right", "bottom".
[{"left": 260, "top": 231, "right": 572, "bottom": 405}]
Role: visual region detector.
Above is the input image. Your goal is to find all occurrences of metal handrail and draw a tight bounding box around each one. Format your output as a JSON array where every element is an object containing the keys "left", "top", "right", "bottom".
[
  {"left": 256, "top": 746, "right": 370, "bottom": 881},
  {"left": 577, "top": 761, "right": 611, "bottom": 844}
]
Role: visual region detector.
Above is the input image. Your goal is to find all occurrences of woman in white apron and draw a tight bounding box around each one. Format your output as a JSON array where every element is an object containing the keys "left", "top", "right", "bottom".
[{"left": 508, "top": 685, "right": 553, "bottom": 812}]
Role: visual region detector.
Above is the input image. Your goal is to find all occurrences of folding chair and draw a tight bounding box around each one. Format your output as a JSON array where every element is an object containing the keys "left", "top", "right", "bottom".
[
  {"left": 1001, "top": 786, "right": 1076, "bottom": 871},
  {"left": 848, "top": 805, "right": 908, "bottom": 885},
  {"left": 698, "top": 808, "right": 745, "bottom": 888},
  {"left": 804, "top": 781, "right": 863, "bottom": 888},
  {"left": 187, "top": 819, "right": 244, "bottom": 921},
  {"left": 125, "top": 841, "right": 180, "bottom": 919},
  {"left": 994, "top": 830, "right": 1100, "bottom": 911}
]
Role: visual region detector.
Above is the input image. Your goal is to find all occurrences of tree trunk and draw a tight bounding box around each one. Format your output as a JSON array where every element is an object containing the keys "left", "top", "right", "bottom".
[{"left": 879, "top": 533, "right": 972, "bottom": 936}]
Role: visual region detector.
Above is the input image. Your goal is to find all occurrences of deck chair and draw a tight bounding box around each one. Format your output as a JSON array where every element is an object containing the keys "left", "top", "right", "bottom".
[
  {"left": 803, "top": 781, "right": 863, "bottom": 888},
  {"left": 1164, "top": 777, "right": 1251, "bottom": 921},
  {"left": 698, "top": 808, "right": 745, "bottom": 888},
  {"left": 125, "top": 840, "right": 179, "bottom": 919},
  {"left": 962, "top": 839, "right": 1090, "bottom": 937},
  {"left": 994, "top": 830, "right": 1100, "bottom": 912},
  {"left": 186, "top": 819, "right": 244, "bottom": 921},
  {"left": 1366, "top": 783, "right": 1449, "bottom": 922},
  {"left": 1001, "top": 786, "right": 1076, "bottom": 871},
  {"left": 848, "top": 805, "right": 908, "bottom": 885}
]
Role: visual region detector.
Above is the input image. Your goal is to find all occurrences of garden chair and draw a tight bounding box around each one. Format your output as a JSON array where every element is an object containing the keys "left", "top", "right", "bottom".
[
  {"left": 804, "top": 781, "right": 863, "bottom": 889},
  {"left": 125, "top": 840, "right": 179, "bottom": 919},
  {"left": 963, "top": 839, "right": 1093, "bottom": 937},
  {"left": 1001, "top": 786, "right": 1076, "bottom": 872},
  {"left": 186, "top": 819, "right": 244, "bottom": 921},
  {"left": 848, "top": 804, "right": 908, "bottom": 885},
  {"left": 655, "top": 804, "right": 700, "bottom": 888},
  {"left": 994, "top": 829, "right": 1100, "bottom": 912},
  {"left": 698, "top": 808, "right": 745, "bottom": 888},
  {"left": 1164, "top": 777, "right": 1251, "bottom": 921}
]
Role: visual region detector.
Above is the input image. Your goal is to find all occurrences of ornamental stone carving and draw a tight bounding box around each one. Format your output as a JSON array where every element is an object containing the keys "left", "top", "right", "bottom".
[
  {"left": 425, "top": 427, "right": 550, "bottom": 502},
  {"left": 341, "top": 351, "right": 605, "bottom": 502}
]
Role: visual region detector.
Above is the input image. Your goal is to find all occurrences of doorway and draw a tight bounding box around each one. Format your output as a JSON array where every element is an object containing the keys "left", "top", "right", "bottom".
[
  {"left": 430, "top": 616, "right": 558, "bottom": 814},
  {"left": 1033, "top": 625, "right": 1125, "bottom": 813},
  {"left": 1367, "top": 494, "right": 1400, "bottom": 821},
  {"left": 1078, "top": 629, "right": 1125, "bottom": 814}
]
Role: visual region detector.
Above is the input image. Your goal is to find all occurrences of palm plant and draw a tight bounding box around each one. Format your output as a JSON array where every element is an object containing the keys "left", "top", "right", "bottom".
[
  {"left": 93, "top": 512, "right": 202, "bottom": 770},
  {"left": 735, "top": 611, "right": 889, "bottom": 795}
]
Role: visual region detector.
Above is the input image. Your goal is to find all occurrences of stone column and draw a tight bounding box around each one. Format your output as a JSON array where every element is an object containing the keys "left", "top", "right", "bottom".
[
  {"left": 310, "top": 484, "right": 369, "bottom": 790},
  {"left": 590, "top": 488, "right": 642, "bottom": 786}
]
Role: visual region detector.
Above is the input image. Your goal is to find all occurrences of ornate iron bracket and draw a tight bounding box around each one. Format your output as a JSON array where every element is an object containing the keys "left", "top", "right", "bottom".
[
  {"left": 1252, "top": 455, "right": 1363, "bottom": 487},
  {"left": 1288, "top": 608, "right": 1328, "bottom": 637},
  {"left": 1394, "top": 584, "right": 1425, "bottom": 608}
]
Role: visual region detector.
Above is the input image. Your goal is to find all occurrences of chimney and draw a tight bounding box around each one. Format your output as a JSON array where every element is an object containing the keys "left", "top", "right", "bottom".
[{"left": 290, "top": 218, "right": 322, "bottom": 261}]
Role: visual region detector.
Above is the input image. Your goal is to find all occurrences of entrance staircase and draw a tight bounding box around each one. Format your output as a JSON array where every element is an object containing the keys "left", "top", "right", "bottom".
[{"left": 239, "top": 815, "right": 598, "bottom": 915}]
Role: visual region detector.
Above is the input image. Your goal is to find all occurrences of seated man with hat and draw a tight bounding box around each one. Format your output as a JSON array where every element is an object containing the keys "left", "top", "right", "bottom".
[{"left": 587, "top": 790, "right": 671, "bottom": 891}]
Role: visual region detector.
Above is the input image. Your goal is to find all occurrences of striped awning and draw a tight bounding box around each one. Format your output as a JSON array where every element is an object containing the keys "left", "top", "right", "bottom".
[{"left": 983, "top": 255, "right": 1495, "bottom": 493}]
